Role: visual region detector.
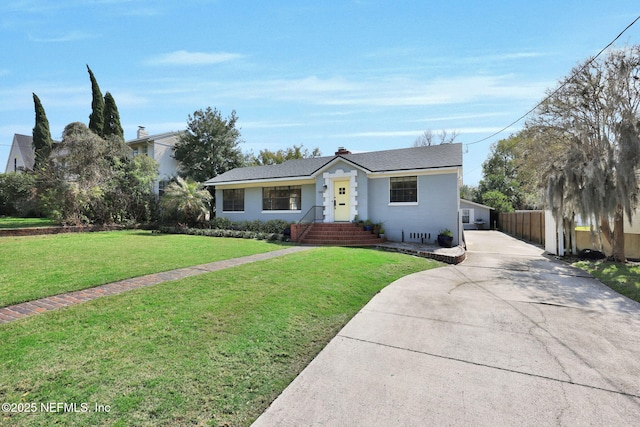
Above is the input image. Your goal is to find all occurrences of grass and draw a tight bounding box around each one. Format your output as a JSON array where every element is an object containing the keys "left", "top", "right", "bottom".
[
  {"left": 0, "top": 246, "right": 439, "bottom": 426},
  {"left": 0, "top": 217, "right": 55, "bottom": 229},
  {"left": 0, "top": 230, "right": 287, "bottom": 307},
  {"left": 572, "top": 259, "right": 640, "bottom": 303}
]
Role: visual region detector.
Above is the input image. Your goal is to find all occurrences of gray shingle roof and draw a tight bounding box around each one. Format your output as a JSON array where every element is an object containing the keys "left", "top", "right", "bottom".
[{"left": 205, "top": 143, "right": 462, "bottom": 185}]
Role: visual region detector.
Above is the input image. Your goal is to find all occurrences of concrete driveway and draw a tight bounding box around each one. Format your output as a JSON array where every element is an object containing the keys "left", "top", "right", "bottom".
[{"left": 253, "top": 231, "right": 640, "bottom": 426}]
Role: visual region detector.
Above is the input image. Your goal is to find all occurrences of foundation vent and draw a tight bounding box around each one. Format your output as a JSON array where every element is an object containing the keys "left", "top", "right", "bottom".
[{"left": 403, "top": 231, "right": 431, "bottom": 244}]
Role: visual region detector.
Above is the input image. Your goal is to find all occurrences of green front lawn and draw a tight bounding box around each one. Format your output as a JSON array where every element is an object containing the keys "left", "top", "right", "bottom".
[
  {"left": 573, "top": 260, "right": 640, "bottom": 303},
  {"left": 0, "top": 217, "right": 55, "bottom": 229},
  {"left": 0, "top": 246, "right": 438, "bottom": 426},
  {"left": 0, "top": 231, "right": 285, "bottom": 307}
]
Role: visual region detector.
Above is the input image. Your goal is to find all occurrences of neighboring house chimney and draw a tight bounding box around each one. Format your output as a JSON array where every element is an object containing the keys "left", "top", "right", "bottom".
[
  {"left": 335, "top": 147, "right": 351, "bottom": 155},
  {"left": 137, "top": 126, "right": 148, "bottom": 139}
]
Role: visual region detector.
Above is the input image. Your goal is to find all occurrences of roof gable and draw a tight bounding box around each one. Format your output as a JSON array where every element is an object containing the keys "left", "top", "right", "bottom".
[
  {"left": 206, "top": 144, "right": 462, "bottom": 185},
  {"left": 460, "top": 199, "right": 494, "bottom": 210},
  {"left": 5, "top": 134, "right": 35, "bottom": 172},
  {"left": 15, "top": 134, "right": 35, "bottom": 166}
]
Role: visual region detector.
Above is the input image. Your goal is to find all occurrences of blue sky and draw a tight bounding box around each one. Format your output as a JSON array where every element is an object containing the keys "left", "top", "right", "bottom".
[{"left": 1, "top": 1, "right": 639, "bottom": 185}]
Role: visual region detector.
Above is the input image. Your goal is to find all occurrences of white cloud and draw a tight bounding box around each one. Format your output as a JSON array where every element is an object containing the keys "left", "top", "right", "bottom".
[
  {"left": 28, "top": 30, "right": 98, "bottom": 42},
  {"left": 241, "top": 120, "right": 304, "bottom": 129},
  {"left": 120, "top": 7, "right": 161, "bottom": 17},
  {"left": 332, "top": 126, "right": 510, "bottom": 139},
  {"left": 332, "top": 130, "right": 425, "bottom": 138},
  {"left": 219, "top": 74, "right": 545, "bottom": 107},
  {"left": 0, "top": 83, "right": 87, "bottom": 112},
  {"left": 120, "top": 73, "right": 551, "bottom": 124},
  {"left": 408, "top": 112, "right": 511, "bottom": 123},
  {"left": 144, "top": 50, "right": 244, "bottom": 66}
]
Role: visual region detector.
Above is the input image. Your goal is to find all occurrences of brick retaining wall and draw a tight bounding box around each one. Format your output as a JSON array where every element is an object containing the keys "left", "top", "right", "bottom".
[{"left": 0, "top": 224, "right": 126, "bottom": 237}]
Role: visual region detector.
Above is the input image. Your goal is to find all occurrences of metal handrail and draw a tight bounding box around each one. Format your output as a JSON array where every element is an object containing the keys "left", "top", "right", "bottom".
[{"left": 296, "top": 205, "right": 324, "bottom": 240}]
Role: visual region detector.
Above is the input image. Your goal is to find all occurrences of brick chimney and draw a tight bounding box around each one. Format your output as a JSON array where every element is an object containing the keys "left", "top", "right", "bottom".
[
  {"left": 137, "top": 126, "right": 148, "bottom": 139},
  {"left": 335, "top": 147, "right": 351, "bottom": 155}
]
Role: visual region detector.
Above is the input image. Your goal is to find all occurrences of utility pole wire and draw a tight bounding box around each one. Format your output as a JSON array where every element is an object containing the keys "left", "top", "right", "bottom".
[{"left": 464, "top": 14, "right": 640, "bottom": 148}]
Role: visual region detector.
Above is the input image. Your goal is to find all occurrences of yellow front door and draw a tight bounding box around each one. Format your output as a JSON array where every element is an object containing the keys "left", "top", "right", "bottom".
[{"left": 334, "top": 180, "right": 350, "bottom": 221}]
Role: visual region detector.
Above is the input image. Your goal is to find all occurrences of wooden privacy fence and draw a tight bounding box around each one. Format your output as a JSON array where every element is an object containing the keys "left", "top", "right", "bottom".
[{"left": 499, "top": 211, "right": 545, "bottom": 246}]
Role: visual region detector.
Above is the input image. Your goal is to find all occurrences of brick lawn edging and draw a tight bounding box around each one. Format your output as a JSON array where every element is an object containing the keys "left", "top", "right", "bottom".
[
  {"left": 0, "top": 224, "right": 146, "bottom": 237},
  {"left": 0, "top": 246, "right": 314, "bottom": 324},
  {"left": 376, "top": 244, "right": 466, "bottom": 265}
]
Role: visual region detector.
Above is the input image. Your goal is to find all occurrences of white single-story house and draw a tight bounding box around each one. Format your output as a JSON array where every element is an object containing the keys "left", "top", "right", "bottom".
[
  {"left": 460, "top": 199, "right": 494, "bottom": 230},
  {"left": 205, "top": 144, "right": 463, "bottom": 246}
]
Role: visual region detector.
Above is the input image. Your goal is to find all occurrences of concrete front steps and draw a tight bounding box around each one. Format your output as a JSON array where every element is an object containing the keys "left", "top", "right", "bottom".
[{"left": 300, "top": 223, "right": 386, "bottom": 246}]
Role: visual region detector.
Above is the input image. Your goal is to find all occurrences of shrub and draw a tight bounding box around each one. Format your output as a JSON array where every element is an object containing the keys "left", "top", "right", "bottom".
[
  {"left": 0, "top": 172, "right": 39, "bottom": 217},
  {"left": 210, "top": 216, "right": 232, "bottom": 230},
  {"left": 208, "top": 218, "right": 289, "bottom": 234},
  {"left": 157, "top": 224, "right": 286, "bottom": 242}
]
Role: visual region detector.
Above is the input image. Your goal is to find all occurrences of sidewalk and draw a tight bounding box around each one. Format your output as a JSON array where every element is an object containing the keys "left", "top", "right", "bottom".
[{"left": 0, "top": 246, "right": 314, "bottom": 324}]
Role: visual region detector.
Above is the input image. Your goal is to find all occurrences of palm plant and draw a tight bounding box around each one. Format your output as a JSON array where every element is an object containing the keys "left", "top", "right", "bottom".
[{"left": 160, "top": 177, "right": 212, "bottom": 226}]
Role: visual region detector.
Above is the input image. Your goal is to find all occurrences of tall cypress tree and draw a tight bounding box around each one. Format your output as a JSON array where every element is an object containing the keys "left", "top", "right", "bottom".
[
  {"left": 102, "top": 92, "right": 124, "bottom": 140},
  {"left": 32, "top": 93, "right": 53, "bottom": 170},
  {"left": 87, "top": 65, "right": 105, "bottom": 136}
]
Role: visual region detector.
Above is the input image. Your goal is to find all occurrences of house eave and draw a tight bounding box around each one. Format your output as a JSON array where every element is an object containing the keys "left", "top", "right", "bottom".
[
  {"left": 206, "top": 176, "right": 316, "bottom": 188},
  {"left": 460, "top": 199, "right": 495, "bottom": 210},
  {"left": 207, "top": 164, "right": 463, "bottom": 187},
  {"left": 126, "top": 131, "right": 181, "bottom": 145},
  {"left": 368, "top": 165, "right": 462, "bottom": 178}
]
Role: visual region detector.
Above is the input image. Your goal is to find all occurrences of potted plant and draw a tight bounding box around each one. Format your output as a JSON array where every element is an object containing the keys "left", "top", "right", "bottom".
[
  {"left": 379, "top": 227, "right": 385, "bottom": 239},
  {"left": 373, "top": 222, "right": 382, "bottom": 235},
  {"left": 364, "top": 219, "right": 373, "bottom": 232},
  {"left": 437, "top": 228, "right": 453, "bottom": 248}
]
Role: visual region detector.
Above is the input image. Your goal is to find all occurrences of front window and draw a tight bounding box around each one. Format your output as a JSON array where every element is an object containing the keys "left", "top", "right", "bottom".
[
  {"left": 263, "top": 186, "right": 301, "bottom": 210},
  {"left": 390, "top": 176, "right": 417, "bottom": 203},
  {"left": 223, "top": 189, "right": 244, "bottom": 212}
]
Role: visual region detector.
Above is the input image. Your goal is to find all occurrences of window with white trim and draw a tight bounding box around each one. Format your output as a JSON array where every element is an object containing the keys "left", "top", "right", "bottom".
[
  {"left": 263, "top": 186, "right": 301, "bottom": 210},
  {"left": 223, "top": 189, "right": 244, "bottom": 212},
  {"left": 462, "top": 209, "right": 470, "bottom": 224},
  {"left": 390, "top": 176, "right": 417, "bottom": 203}
]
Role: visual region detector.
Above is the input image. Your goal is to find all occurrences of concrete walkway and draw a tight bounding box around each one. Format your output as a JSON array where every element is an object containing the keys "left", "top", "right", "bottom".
[
  {"left": 253, "top": 230, "right": 640, "bottom": 426},
  {"left": 0, "top": 246, "right": 314, "bottom": 324}
]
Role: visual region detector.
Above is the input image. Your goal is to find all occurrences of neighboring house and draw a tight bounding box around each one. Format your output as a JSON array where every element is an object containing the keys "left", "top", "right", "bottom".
[
  {"left": 4, "top": 128, "right": 181, "bottom": 195},
  {"left": 4, "top": 134, "right": 35, "bottom": 173},
  {"left": 460, "top": 199, "right": 494, "bottom": 230},
  {"left": 205, "top": 144, "right": 463, "bottom": 245},
  {"left": 127, "top": 127, "right": 181, "bottom": 195}
]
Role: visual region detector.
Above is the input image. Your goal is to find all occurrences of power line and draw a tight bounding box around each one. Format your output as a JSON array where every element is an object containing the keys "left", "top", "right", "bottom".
[{"left": 464, "top": 14, "right": 640, "bottom": 148}]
